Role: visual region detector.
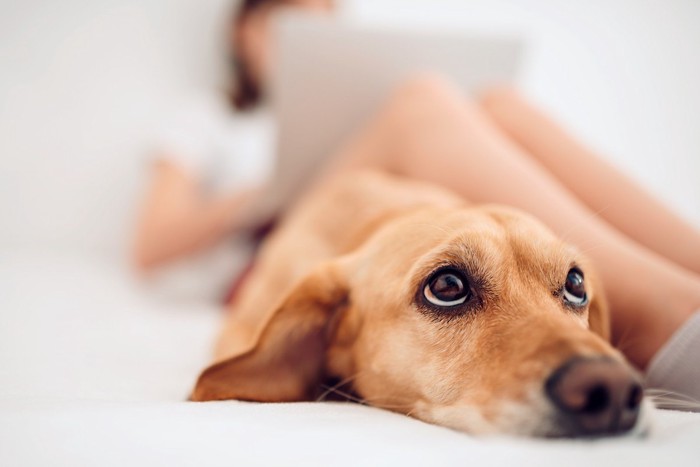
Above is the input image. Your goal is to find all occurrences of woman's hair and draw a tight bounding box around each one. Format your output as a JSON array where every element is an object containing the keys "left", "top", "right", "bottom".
[
  {"left": 229, "top": 0, "right": 334, "bottom": 111},
  {"left": 229, "top": 0, "right": 283, "bottom": 112}
]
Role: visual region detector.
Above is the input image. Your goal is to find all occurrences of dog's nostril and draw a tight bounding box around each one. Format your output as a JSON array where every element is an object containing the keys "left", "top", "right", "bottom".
[
  {"left": 627, "top": 383, "right": 643, "bottom": 411},
  {"left": 545, "top": 357, "right": 643, "bottom": 436},
  {"left": 581, "top": 384, "right": 610, "bottom": 414}
]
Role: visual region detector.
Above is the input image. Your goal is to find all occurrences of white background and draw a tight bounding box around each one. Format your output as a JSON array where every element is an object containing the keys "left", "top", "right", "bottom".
[{"left": 1, "top": 0, "right": 698, "bottom": 257}]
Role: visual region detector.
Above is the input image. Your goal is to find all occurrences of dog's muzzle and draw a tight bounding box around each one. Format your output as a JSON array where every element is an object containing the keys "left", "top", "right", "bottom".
[{"left": 545, "top": 356, "right": 643, "bottom": 437}]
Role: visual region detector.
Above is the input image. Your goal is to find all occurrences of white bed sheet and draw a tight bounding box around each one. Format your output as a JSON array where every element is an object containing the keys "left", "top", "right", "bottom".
[{"left": 1, "top": 251, "right": 700, "bottom": 466}]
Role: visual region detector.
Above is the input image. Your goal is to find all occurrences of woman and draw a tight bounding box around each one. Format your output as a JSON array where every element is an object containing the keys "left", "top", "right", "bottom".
[{"left": 134, "top": 0, "right": 700, "bottom": 402}]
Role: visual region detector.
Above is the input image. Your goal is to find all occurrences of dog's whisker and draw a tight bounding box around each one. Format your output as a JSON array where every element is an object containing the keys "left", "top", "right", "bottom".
[
  {"left": 613, "top": 322, "right": 642, "bottom": 355},
  {"left": 321, "top": 387, "right": 414, "bottom": 412},
  {"left": 317, "top": 373, "right": 362, "bottom": 402},
  {"left": 645, "top": 388, "right": 700, "bottom": 411},
  {"left": 318, "top": 371, "right": 416, "bottom": 412},
  {"left": 645, "top": 388, "right": 700, "bottom": 403},
  {"left": 365, "top": 400, "right": 416, "bottom": 411},
  {"left": 615, "top": 337, "right": 646, "bottom": 356},
  {"left": 357, "top": 394, "right": 414, "bottom": 408},
  {"left": 573, "top": 243, "right": 606, "bottom": 256},
  {"left": 409, "top": 222, "right": 453, "bottom": 236},
  {"left": 557, "top": 203, "right": 613, "bottom": 245},
  {"left": 320, "top": 386, "right": 370, "bottom": 405}
]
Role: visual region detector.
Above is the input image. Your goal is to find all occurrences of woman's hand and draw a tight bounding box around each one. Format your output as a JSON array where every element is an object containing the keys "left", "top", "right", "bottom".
[{"left": 133, "top": 157, "right": 259, "bottom": 272}]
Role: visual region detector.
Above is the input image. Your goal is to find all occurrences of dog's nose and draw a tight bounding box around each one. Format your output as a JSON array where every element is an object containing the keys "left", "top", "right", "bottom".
[{"left": 545, "top": 357, "right": 643, "bottom": 436}]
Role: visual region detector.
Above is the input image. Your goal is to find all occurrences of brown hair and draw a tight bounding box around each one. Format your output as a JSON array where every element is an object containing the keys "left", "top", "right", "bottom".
[{"left": 229, "top": 0, "right": 283, "bottom": 112}]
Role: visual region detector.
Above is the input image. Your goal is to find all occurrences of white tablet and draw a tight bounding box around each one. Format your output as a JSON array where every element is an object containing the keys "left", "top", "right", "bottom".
[{"left": 246, "top": 14, "right": 524, "bottom": 225}]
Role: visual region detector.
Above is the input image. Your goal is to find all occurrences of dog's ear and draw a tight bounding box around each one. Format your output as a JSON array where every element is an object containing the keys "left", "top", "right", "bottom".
[
  {"left": 586, "top": 270, "right": 610, "bottom": 341},
  {"left": 190, "top": 262, "right": 349, "bottom": 402}
]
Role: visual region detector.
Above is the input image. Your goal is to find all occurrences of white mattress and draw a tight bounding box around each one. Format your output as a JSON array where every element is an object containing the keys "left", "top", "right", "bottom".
[{"left": 2, "top": 251, "right": 700, "bottom": 466}]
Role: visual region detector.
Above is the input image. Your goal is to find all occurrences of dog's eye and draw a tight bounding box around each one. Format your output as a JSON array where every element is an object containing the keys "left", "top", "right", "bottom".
[
  {"left": 563, "top": 268, "right": 587, "bottom": 307},
  {"left": 424, "top": 269, "right": 470, "bottom": 307}
]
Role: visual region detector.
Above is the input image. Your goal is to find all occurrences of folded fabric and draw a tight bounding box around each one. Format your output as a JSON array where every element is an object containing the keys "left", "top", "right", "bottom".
[{"left": 646, "top": 311, "right": 700, "bottom": 412}]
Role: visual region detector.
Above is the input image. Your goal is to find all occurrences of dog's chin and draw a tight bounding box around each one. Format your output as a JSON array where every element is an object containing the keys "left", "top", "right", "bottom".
[{"left": 411, "top": 396, "right": 652, "bottom": 439}]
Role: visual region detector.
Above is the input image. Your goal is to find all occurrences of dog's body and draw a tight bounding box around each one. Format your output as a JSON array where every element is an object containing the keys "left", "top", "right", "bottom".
[
  {"left": 212, "top": 171, "right": 465, "bottom": 362},
  {"left": 192, "top": 170, "right": 644, "bottom": 437}
]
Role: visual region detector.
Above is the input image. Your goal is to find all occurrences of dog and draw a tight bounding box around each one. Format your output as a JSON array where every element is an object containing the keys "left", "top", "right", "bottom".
[{"left": 191, "top": 170, "right": 647, "bottom": 437}]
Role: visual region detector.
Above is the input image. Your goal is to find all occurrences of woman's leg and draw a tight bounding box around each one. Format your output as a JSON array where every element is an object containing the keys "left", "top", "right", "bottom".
[
  {"left": 327, "top": 75, "right": 700, "bottom": 369},
  {"left": 479, "top": 87, "right": 700, "bottom": 276}
]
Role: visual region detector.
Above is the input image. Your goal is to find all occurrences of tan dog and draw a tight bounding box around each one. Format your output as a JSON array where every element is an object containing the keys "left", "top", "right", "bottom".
[{"left": 191, "top": 170, "right": 646, "bottom": 437}]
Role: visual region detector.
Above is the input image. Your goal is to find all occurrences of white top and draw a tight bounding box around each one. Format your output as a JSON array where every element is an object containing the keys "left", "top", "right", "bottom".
[
  {"left": 145, "top": 93, "right": 277, "bottom": 304},
  {"left": 155, "top": 93, "right": 276, "bottom": 194}
]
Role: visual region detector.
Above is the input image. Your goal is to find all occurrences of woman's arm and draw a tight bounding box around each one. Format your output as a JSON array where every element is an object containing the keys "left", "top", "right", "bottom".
[{"left": 133, "top": 158, "right": 258, "bottom": 272}]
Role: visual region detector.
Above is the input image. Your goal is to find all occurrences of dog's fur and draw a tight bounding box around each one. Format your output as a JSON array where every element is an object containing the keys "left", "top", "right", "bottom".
[{"left": 191, "top": 170, "right": 639, "bottom": 436}]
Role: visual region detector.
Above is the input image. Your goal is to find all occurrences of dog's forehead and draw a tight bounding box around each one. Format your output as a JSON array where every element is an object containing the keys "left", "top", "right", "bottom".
[
  {"left": 357, "top": 206, "right": 578, "bottom": 288},
  {"left": 366, "top": 207, "right": 577, "bottom": 287},
  {"left": 388, "top": 206, "right": 565, "bottom": 253},
  {"left": 392, "top": 207, "right": 506, "bottom": 243}
]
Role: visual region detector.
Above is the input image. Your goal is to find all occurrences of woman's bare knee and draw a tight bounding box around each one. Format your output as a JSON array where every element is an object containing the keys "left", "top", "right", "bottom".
[
  {"left": 479, "top": 85, "right": 528, "bottom": 115},
  {"left": 392, "top": 73, "right": 465, "bottom": 104},
  {"left": 382, "top": 73, "right": 474, "bottom": 119},
  {"left": 375, "top": 72, "right": 483, "bottom": 140},
  {"left": 336, "top": 73, "right": 489, "bottom": 175}
]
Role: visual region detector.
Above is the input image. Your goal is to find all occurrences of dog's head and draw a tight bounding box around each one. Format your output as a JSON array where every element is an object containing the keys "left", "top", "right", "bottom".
[{"left": 191, "top": 205, "right": 645, "bottom": 437}]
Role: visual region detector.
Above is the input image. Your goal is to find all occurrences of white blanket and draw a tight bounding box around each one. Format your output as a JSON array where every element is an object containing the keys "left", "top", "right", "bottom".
[{"left": 2, "top": 252, "right": 700, "bottom": 466}]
